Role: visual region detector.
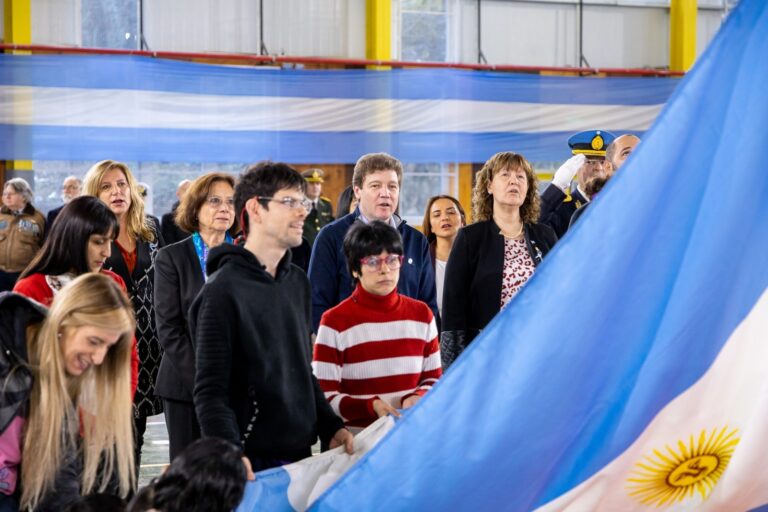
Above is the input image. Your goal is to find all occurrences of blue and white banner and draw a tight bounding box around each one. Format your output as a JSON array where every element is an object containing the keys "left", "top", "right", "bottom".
[
  {"left": 297, "top": 0, "right": 766, "bottom": 510},
  {"left": 0, "top": 54, "right": 677, "bottom": 163},
  {"left": 237, "top": 417, "right": 395, "bottom": 512}
]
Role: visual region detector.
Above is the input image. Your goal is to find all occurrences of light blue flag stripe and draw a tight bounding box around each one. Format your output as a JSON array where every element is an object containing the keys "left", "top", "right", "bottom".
[
  {"left": 0, "top": 54, "right": 678, "bottom": 104},
  {"left": 311, "top": 0, "right": 768, "bottom": 509},
  {"left": 0, "top": 125, "right": 643, "bottom": 164}
]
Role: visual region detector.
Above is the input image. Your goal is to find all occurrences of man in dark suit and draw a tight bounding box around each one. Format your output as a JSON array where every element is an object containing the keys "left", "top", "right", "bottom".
[
  {"left": 161, "top": 179, "right": 191, "bottom": 244},
  {"left": 301, "top": 169, "right": 334, "bottom": 247},
  {"left": 539, "top": 130, "right": 616, "bottom": 239},
  {"left": 46, "top": 175, "right": 81, "bottom": 229}
]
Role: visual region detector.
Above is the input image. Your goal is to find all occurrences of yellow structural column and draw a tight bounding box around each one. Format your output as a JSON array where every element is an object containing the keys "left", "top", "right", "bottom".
[
  {"left": 3, "top": 0, "right": 33, "bottom": 184},
  {"left": 670, "top": 0, "right": 697, "bottom": 72},
  {"left": 366, "top": 0, "right": 391, "bottom": 68}
]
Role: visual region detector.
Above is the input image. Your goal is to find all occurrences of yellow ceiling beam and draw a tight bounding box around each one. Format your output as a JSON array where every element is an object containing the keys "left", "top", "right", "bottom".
[{"left": 670, "top": 0, "right": 697, "bottom": 72}]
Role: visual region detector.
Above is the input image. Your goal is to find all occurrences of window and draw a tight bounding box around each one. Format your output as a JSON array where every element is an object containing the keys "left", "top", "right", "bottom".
[
  {"left": 81, "top": 0, "right": 139, "bottom": 49},
  {"left": 399, "top": 162, "right": 459, "bottom": 226},
  {"left": 398, "top": 0, "right": 449, "bottom": 62}
]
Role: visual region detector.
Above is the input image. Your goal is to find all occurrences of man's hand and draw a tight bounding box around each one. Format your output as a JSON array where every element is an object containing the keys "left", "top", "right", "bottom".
[
  {"left": 329, "top": 428, "right": 354, "bottom": 454},
  {"left": 372, "top": 399, "right": 401, "bottom": 418},
  {"left": 402, "top": 395, "right": 421, "bottom": 409},
  {"left": 552, "top": 154, "right": 586, "bottom": 192}
]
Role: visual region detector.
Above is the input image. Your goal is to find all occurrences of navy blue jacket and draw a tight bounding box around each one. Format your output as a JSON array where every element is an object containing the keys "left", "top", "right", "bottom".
[{"left": 308, "top": 210, "right": 437, "bottom": 333}]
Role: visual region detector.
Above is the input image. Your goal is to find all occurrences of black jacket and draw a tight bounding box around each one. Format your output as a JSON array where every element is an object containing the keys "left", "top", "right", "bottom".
[
  {"left": 104, "top": 217, "right": 164, "bottom": 417},
  {"left": 153, "top": 237, "right": 201, "bottom": 401},
  {"left": 440, "top": 220, "right": 557, "bottom": 368},
  {"left": 161, "top": 202, "right": 189, "bottom": 246},
  {"left": 191, "top": 244, "right": 343, "bottom": 460},
  {"left": 539, "top": 183, "right": 588, "bottom": 239}
]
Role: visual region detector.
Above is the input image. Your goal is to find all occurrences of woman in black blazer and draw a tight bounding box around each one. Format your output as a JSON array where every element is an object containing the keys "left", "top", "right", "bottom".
[
  {"left": 441, "top": 152, "right": 557, "bottom": 369},
  {"left": 153, "top": 172, "right": 237, "bottom": 460},
  {"left": 83, "top": 160, "right": 165, "bottom": 469}
]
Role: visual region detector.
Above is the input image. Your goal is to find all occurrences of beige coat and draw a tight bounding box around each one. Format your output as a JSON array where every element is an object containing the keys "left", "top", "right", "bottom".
[{"left": 0, "top": 204, "right": 45, "bottom": 272}]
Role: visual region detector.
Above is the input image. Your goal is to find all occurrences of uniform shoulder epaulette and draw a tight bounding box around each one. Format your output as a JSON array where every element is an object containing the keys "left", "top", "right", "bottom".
[{"left": 320, "top": 196, "right": 332, "bottom": 202}]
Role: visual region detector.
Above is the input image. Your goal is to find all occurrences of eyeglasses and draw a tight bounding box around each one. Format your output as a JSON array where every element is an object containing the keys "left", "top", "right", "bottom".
[
  {"left": 359, "top": 254, "right": 404, "bottom": 272},
  {"left": 259, "top": 196, "right": 313, "bottom": 213},
  {"left": 206, "top": 196, "right": 235, "bottom": 209}
]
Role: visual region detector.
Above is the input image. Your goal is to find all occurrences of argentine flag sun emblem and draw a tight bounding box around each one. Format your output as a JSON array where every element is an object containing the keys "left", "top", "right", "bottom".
[{"left": 627, "top": 427, "right": 740, "bottom": 506}]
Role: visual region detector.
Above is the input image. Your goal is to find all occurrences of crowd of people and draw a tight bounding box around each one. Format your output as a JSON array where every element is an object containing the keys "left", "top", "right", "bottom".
[{"left": 0, "top": 128, "right": 637, "bottom": 510}]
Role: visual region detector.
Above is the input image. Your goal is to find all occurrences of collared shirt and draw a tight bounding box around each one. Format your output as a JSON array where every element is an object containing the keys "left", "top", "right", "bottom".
[{"left": 357, "top": 212, "right": 399, "bottom": 229}]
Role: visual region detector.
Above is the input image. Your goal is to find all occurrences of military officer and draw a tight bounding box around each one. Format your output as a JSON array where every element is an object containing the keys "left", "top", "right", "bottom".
[
  {"left": 302, "top": 168, "right": 334, "bottom": 246},
  {"left": 539, "top": 129, "right": 616, "bottom": 239}
]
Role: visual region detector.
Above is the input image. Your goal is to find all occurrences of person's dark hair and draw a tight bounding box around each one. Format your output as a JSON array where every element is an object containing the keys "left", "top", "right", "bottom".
[
  {"left": 235, "top": 161, "right": 306, "bottom": 236},
  {"left": 343, "top": 221, "right": 404, "bottom": 281},
  {"left": 20, "top": 196, "right": 119, "bottom": 279},
  {"left": 67, "top": 494, "right": 126, "bottom": 512},
  {"left": 175, "top": 172, "right": 238, "bottom": 233},
  {"left": 336, "top": 185, "right": 356, "bottom": 217},
  {"left": 128, "top": 438, "right": 246, "bottom": 512}
]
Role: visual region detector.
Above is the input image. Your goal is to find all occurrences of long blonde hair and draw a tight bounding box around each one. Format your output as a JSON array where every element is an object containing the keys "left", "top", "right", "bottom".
[
  {"left": 471, "top": 152, "right": 540, "bottom": 224},
  {"left": 82, "top": 160, "right": 155, "bottom": 242},
  {"left": 21, "top": 273, "right": 136, "bottom": 509}
]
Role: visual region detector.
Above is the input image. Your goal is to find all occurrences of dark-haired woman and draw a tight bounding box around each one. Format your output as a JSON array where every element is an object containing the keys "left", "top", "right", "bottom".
[
  {"left": 82, "top": 160, "right": 164, "bottom": 468},
  {"left": 422, "top": 195, "right": 466, "bottom": 318},
  {"left": 335, "top": 185, "right": 358, "bottom": 219},
  {"left": 312, "top": 221, "right": 441, "bottom": 431},
  {"left": 440, "top": 152, "right": 557, "bottom": 369},
  {"left": 153, "top": 172, "right": 236, "bottom": 461},
  {"left": 14, "top": 196, "right": 139, "bottom": 394}
]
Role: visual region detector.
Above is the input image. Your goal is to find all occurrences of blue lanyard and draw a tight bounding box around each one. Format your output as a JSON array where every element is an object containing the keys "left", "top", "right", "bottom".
[{"left": 192, "top": 232, "right": 232, "bottom": 281}]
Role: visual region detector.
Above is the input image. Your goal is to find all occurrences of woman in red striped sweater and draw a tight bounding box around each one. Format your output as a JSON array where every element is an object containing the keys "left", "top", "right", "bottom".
[{"left": 312, "top": 221, "right": 442, "bottom": 430}]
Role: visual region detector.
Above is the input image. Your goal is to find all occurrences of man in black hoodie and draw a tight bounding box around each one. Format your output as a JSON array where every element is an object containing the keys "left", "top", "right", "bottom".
[{"left": 191, "top": 162, "right": 353, "bottom": 472}]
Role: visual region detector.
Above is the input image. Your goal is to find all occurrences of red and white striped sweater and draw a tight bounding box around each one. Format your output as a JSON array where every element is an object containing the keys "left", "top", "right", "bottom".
[{"left": 312, "top": 283, "right": 441, "bottom": 428}]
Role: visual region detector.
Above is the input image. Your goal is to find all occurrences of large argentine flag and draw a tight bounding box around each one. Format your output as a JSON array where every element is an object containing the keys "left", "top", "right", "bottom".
[
  {"left": 298, "top": 0, "right": 766, "bottom": 510},
  {"left": 0, "top": 55, "right": 676, "bottom": 164}
]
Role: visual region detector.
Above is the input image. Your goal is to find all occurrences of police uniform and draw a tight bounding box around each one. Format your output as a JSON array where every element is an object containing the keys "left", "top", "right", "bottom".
[
  {"left": 302, "top": 169, "right": 334, "bottom": 246},
  {"left": 539, "top": 129, "right": 615, "bottom": 239}
]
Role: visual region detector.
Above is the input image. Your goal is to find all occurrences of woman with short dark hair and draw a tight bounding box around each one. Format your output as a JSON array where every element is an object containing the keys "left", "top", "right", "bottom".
[
  {"left": 440, "top": 152, "right": 558, "bottom": 369},
  {"left": 313, "top": 221, "right": 441, "bottom": 430},
  {"left": 153, "top": 172, "right": 236, "bottom": 461}
]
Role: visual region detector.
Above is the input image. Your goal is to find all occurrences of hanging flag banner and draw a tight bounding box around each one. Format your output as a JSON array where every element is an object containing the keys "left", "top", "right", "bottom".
[
  {"left": 0, "top": 54, "right": 677, "bottom": 164},
  {"left": 296, "top": 0, "right": 766, "bottom": 510}
]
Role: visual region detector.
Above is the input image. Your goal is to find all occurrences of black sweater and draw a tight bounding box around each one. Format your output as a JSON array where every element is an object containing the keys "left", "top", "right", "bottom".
[{"left": 191, "top": 244, "right": 343, "bottom": 460}]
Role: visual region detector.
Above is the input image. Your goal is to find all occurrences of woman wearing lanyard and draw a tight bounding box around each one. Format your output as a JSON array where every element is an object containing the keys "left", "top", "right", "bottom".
[{"left": 153, "top": 172, "right": 237, "bottom": 461}]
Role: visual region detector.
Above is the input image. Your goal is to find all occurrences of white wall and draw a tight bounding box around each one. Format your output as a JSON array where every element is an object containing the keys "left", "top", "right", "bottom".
[
  {"left": 25, "top": 0, "right": 732, "bottom": 69},
  {"left": 477, "top": 0, "right": 730, "bottom": 69}
]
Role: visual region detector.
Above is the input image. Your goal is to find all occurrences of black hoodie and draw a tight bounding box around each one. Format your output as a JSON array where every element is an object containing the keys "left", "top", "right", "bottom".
[{"left": 190, "top": 244, "right": 343, "bottom": 461}]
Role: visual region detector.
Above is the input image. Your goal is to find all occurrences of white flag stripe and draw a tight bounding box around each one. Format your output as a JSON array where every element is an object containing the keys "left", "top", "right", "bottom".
[
  {"left": 536, "top": 287, "right": 768, "bottom": 511},
  {"left": 0, "top": 85, "right": 661, "bottom": 133}
]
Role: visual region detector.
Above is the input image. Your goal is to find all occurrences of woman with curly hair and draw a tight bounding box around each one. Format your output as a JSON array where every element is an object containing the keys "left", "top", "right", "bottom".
[
  {"left": 82, "top": 160, "right": 164, "bottom": 470},
  {"left": 440, "top": 152, "right": 557, "bottom": 369}
]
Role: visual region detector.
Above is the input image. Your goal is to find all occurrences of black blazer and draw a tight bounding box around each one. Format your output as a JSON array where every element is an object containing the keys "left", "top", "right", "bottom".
[
  {"left": 153, "top": 236, "right": 203, "bottom": 401},
  {"left": 440, "top": 219, "right": 557, "bottom": 368},
  {"left": 104, "top": 217, "right": 165, "bottom": 416}
]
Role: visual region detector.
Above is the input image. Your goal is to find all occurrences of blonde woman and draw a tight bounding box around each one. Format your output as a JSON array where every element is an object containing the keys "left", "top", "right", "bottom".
[
  {"left": 440, "top": 152, "right": 557, "bottom": 369},
  {"left": 0, "top": 273, "right": 135, "bottom": 511},
  {"left": 83, "top": 160, "right": 164, "bottom": 467}
]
